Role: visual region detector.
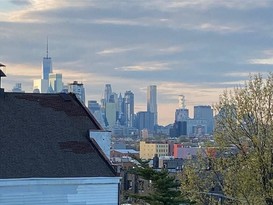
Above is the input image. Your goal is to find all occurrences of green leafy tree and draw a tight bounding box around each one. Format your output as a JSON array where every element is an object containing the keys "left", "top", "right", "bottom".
[
  {"left": 130, "top": 157, "right": 193, "bottom": 205},
  {"left": 180, "top": 154, "right": 217, "bottom": 205},
  {"left": 213, "top": 73, "right": 273, "bottom": 204},
  {"left": 181, "top": 73, "right": 273, "bottom": 204}
]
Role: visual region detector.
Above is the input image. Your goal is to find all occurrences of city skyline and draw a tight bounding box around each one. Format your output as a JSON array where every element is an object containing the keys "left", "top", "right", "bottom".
[{"left": 1, "top": 1, "right": 273, "bottom": 125}]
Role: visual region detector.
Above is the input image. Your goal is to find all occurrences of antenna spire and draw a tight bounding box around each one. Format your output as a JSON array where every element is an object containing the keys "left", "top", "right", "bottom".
[{"left": 46, "top": 36, "right": 49, "bottom": 58}]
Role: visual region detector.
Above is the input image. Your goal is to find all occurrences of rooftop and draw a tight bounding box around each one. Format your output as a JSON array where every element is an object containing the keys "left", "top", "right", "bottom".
[{"left": 0, "top": 92, "right": 116, "bottom": 179}]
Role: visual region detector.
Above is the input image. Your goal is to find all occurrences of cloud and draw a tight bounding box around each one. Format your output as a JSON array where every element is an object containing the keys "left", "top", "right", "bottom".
[
  {"left": 144, "top": 0, "right": 270, "bottom": 11},
  {"left": 114, "top": 62, "right": 172, "bottom": 72},
  {"left": 158, "top": 46, "right": 184, "bottom": 53},
  {"left": 224, "top": 72, "right": 250, "bottom": 77},
  {"left": 196, "top": 23, "right": 248, "bottom": 33},
  {"left": 1, "top": 0, "right": 273, "bottom": 125},
  {"left": 93, "top": 18, "right": 147, "bottom": 26},
  {"left": 96, "top": 47, "right": 139, "bottom": 55},
  {"left": 4, "top": 63, "right": 40, "bottom": 78},
  {"left": 248, "top": 58, "right": 273, "bottom": 65},
  {"left": 10, "top": 0, "right": 32, "bottom": 6}
]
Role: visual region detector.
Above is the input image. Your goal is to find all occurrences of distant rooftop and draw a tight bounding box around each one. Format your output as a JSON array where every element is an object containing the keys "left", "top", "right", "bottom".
[{"left": 112, "top": 149, "right": 139, "bottom": 154}]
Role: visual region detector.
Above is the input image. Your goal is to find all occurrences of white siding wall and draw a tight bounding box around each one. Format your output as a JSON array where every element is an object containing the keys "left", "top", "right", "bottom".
[
  {"left": 0, "top": 177, "right": 120, "bottom": 205},
  {"left": 90, "top": 131, "right": 111, "bottom": 159}
]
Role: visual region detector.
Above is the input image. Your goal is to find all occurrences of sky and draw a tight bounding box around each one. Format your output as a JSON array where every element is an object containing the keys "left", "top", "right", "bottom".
[{"left": 0, "top": 0, "right": 273, "bottom": 125}]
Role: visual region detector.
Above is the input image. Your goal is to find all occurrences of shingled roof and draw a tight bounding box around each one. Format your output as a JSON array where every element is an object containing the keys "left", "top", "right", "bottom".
[{"left": 0, "top": 92, "right": 116, "bottom": 178}]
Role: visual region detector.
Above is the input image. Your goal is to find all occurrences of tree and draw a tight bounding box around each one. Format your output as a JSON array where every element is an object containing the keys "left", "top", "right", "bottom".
[
  {"left": 180, "top": 154, "right": 216, "bottom": 204},
  {"left": 129, "top": 157, "right": 192, "bottom": 205},
  {"left": 181, "top": 73, "right": 273, "bottom": 204}
]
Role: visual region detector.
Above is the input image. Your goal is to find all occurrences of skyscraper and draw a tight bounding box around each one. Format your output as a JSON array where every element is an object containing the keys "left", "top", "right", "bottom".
[
  {"left": 68, "top": 81, "right": 85, "bottom": 104},
  {"left": 124, "top": 90, "right": 134, "bottom": 127},
  {"left": 33, "top": 79, "right": 48, "bottom": 93},
  {"left": 105, "top": 102, "right": 117, "bottom": 127},
  {"left": 104, "top": 84, "right": 112, "bottom": 103},
  {"left": 176, "top": 95, "right": 189, "bottom": 121},
  {"left": 33, "top": 39, "right": 58, "bottom": 93},
  {"left": 42, "top": 38, "right": 52, "bottom": 80},
  {"left": 194, "top": 105, "right": 214, "bottom": 134},
  {"left": 49, "top": 73, "right": 63, "bottom": 93},
  {"left": 147, "top": 85, "right": 158, "bottom": 125},
  {"left": 136, "top": 111, "right": 154, "bottom": 133}
]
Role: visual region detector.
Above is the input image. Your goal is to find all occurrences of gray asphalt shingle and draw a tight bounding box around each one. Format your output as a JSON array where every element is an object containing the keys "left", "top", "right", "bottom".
[{"left": 0, "top": 92, "right": 116, "bottom": 178}]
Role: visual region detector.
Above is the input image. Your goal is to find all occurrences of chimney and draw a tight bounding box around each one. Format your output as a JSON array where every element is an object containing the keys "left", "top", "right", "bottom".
[{"left": 0, "top": 63, "right": 6, "bottom": 96}]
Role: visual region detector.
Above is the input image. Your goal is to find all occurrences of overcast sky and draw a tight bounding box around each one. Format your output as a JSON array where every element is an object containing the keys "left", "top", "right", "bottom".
[{"left": 1, "top": 0, "right": 273, "bottom": 125}]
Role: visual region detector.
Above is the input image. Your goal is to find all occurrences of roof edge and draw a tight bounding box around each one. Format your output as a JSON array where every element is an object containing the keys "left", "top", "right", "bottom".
[
  {"left": 89, "top": 137, "right": 117, "bottom": 176},
  {"left": 68, "top": 93, "right": 104, "bottom": 130}
]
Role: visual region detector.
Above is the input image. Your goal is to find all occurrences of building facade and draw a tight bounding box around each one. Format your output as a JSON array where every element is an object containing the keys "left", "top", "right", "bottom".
[
  {"left": 68, "top": 81, "right": 85, "bottom": 104},
  {"left": 136, "top": 111, "right": 154, "bottom": 133},
  {"left": 42, "top": 55, "right": 52, "bottom": 80},
  {"left": 140, "top": 141, "right": 169, "bottom": 160},
  {"left": 12, "top": 83, "right": 24, "bottom": 93},
  {"left": 105, "top": 102, "right": 117, "bottom": 127},
  {"left": 147, "top": 85, "right": 157, "bottom": 125},
  {"left": 194, "top": 105, "right": 214, "bottom": 134},
  {"left": 124, "top": 91, "right": 134, "bottom": 127},
  {"left": 49, "top": 73, "right": 63, "bottom": 93}
]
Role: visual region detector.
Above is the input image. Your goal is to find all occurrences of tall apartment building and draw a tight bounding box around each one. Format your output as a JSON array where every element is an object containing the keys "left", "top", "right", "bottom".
[
  {"left": 147, "top": 85, "right": 158, "bottom": 125},
  {"left": 68, "top": 81, "right": 85, "bottom": 104},
  {"left": 140, "top": 141, "right": 169, "bottom": 160},
  {"left": 194, "top": 105, "right": 214, "bottom": 134}
]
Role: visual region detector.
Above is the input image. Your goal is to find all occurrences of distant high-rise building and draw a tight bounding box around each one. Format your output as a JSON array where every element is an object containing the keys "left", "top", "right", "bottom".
[
  {"left": 48, "top": 73, "right": 63, "bottom": 93},
  {"left": 170, "top": 121, "right": 187, "bottom": 138},
  {"left": 105, "top": 102, "right": 117, "bottom": 127},
  {"left": 88, "top": 100, "right": 101, "bottom": 113},
  {"left": 68, "top": 81, "right": 85, "bottom": 104},
  {"left": 175, "top": 109, "right": 189, "bottom": 122},
  {"left": 147, "top": 85, "right": 158, "bottom": 125},
  {"left": 117, "top": 93, "right": 123, "bottom": 113},
  {"left": 194, "top": 105, "right": 214, "bottom": 134},
  {"left": 33, "top": 39, "right": 58, "bottom": 93},
  {"left": 171, "top": 94, "right": 189, "bottom": 137},
  {"left": 175, "top": 95, "right": 189, "bottom": 121},
  {"left": 136, "top": 111, "right": 154, "bottom": 133},
  {"left": 42, "top": 38, "right": 52, "bottom": 80},
  {"left": 109, "top": 92, "right": 117, "bottom": 103},
  {"left": 104, "top": 84, "right": 112, "bottom": 103},
  {"left": 88, "top": 100, "right": 105, "bottom": 128},
  {"left": 178, "top": 95, "right": 186, "bottom": 109},
  {"left": 12, "top": 83, "right": 24, "bottom": 93},
  {"left": 33, "top": 79, "right": 48, "bottom": 93},
  {"left": 124, "top": 90, "right": 134, "bottom": 127}
]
